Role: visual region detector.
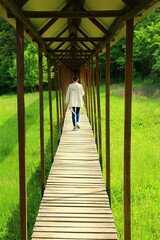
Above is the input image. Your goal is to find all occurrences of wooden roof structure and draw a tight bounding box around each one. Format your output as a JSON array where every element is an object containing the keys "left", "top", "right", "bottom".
[
  {"left": 0, "top": 1, "right": 159, "bottom": 240},
  {"left": 0, "top": 0, "right": 159, "bottom": 70}
]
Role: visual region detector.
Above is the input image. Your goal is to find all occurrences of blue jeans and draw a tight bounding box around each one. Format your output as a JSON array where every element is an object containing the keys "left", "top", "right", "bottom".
[{"left": 72, "top": 107, "right": 80, "bottom": 127}]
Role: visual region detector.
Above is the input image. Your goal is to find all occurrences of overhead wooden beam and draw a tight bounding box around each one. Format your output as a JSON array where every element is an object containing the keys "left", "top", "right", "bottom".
[
  {"left": 122, "top": 0, "right": 140, "bottom": 8},
  {"left": 0, "top": 0, "right": 48, "bottom": 55},
  {"left": 47, "top": 25, "right": 70, "bottom": 47},
  {"left": 72, "top": 23, "right": 98, "bottom": 48},
  {"left": 79, "top": 42, "right": 92, "bottom": 51},
  {"left": 74, "top": 2, "right": 109, "bottom": 35},
  {"left": 16, "top": 0, "right": 29, "bottom": 8},
  {"left": 39, "top": 0, "right": 74, "bottom": 35},
  {"left": 54, "top": 42, "right": 66, "bottom": 51},
  {"left": 43, "top": 37, "right": 105, "bottom": 42},
  {"left": 52, "top": 50, "right": 93, "bottom": 53},
  {"left": 8, "top": 10, "right": 127, "bottom": 18},
  {"left": 85, "top": 0, "right": 159, "bottom": 64}
]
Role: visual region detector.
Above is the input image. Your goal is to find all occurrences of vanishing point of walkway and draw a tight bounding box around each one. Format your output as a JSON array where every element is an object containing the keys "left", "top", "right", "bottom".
[{"left": 31, "top": 110, "right": 118, "bottom": 240}]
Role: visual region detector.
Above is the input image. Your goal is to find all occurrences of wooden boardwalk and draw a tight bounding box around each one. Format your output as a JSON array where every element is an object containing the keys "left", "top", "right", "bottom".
[{"left": 32, "top": 110, "right": 118, "bottom": 240}]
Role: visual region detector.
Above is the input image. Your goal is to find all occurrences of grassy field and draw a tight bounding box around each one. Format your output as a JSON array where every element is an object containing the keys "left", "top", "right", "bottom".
[
  {"left": 100, "top": 85, "right": 160, "bottom": 240},
  {"left": 0, "top": 86, "right": 160, "bottom": 240},
  {"left": 0, "top": 91, "right": 58, "bottom": 240}
]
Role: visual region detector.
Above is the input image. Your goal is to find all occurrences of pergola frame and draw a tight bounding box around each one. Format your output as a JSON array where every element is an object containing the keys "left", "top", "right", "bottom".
[{"left": 0, "top": 0, "right": 159, "bottom": 240}]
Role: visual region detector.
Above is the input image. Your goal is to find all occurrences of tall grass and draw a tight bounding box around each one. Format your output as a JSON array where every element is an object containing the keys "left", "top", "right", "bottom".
[
  {"left": 100, "top": 85, "right": 160, "bottom": 240},
  {"left": 0, "top": 91, "right": 58, "bottom": 240},
  {"left": 0, "top": 86, "right": 159, "bottom": 240}
]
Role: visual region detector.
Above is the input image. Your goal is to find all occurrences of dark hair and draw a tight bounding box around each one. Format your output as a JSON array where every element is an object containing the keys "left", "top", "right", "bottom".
[{"left": 73, "top": 74, "right": 79, "bottom": 81}]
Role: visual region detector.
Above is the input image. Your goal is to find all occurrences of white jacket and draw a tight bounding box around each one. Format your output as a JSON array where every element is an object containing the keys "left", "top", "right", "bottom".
[{"left": 66, "top": 82, "right": 85, "bottom": 108}]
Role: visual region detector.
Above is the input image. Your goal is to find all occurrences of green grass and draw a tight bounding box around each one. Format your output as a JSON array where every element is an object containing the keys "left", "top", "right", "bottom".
[
  {"left": 0, "top": 91, "right": 58, "bottom": 240},
  {"left": 0, "top": 86, "right": 160, "bottom": 240},
  {"left": 100, "top": 85, "right": 160, "bottom": 240}
]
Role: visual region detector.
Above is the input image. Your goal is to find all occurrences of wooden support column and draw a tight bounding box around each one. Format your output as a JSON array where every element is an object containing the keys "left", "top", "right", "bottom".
[
  {"left": 92, "top": 58, "right": 98, "bottom": 145},
  {"left": 90, "top": 61, "right": 94, "bottom": 129},
  {"left": 85, "top": 67, "right": 89, "bottom": 116},
  {"left": 38, "top": 44, "right": 45, "bottom": 195},
  {"left": 58, "top": 64, "right": 62, "bottom": 131},
  {"left": 61, "top": 66, "right": 65, "bottom": 120},
  {"left": 87, "top": 63, "right": 91, "bottom": 122},
  {"left": 96, "top": 54, "right": 102, "bottom": 169},
  {"left": 124, "top": 18, "right": 134, "bottom": 240},
  {"left": 54, "top": 61, "right": 60, "bottom": 143},
  {"left": 47, "top": 56, "right": 54, "bottom": 163},
  {"left": 16, "top": 19, "right": 27, "bottom": 240},
  {"left": 105, "top": 43, "right": 111, "bottom": 202}
]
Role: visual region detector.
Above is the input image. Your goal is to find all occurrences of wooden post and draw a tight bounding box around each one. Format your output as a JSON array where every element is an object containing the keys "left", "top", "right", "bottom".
[
  {"left": 16, "top": 19, "right": 27, "bottom": 240},
  {"left": 54, "top": 61, "right": 60, "bottom": 143},
  {"left": 85, "top": 67, "right": 89, "bottom": 116},
  {"left": 38, "top": 44, "right": 45, "bottom": 195},
  {"left": 61, "top": 66, "right": 65, "bottom": 121},
  {"left": 58, "top": 64, "right": 62, "bottom": 132},
  {"left": 47, "top": 56, "right": 54, "bottom": 163},
  {"left": 87, "top": 63, "right": 91, "bottom": 122},
  {"left": 96, "top": 54, "right": 102, "bottom": 169},
  {"left": 124, "top": 18, "right": 134, "bottom": 240},
  {"left": 105, "top": 43, "right": 111, "bottom": 202},
  {"left": 89, "top": 61, "right": 94, "bottom": 130},
  {"left": 92, "top": 58, "right": 98, "bottom": 145}
]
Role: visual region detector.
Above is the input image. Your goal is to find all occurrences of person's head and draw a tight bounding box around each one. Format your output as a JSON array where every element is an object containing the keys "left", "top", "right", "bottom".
[{"left": 72, "top": 74, "right": 79, "bottom": 82}]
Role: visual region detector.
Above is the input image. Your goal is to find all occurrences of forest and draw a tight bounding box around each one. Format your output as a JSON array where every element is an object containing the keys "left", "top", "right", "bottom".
[{"left": 0, "top": 6, "right": 160, "bottom": 94}]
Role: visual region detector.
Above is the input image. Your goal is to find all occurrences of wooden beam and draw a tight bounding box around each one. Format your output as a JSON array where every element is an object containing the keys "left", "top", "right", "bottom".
[
  {"left": 39, "top": 0, "right": 74, "bottom": 35},
  {"left": 47, "top": 56, "right": 54, "bottom": 163},
  {"left": 85, "top": 0, "right": 159, "bottom": 64},
  {"left": 43, "top": 37, "right": 105, "bottom": 42},
  {"left": 122, "top": 0, "right": 140, "bottom": 8},
  {"left": 54, "top": 61, "right": 60, "bottom": 144},
  {"left": 96, "top": 54, "right": 102, "bottom": 169},
  {"left": 74, "top": 2, "right": 109, "bottom": 35},
  {"left": 0, "top": 0, "right": 48, "bottom": 55},
  {"left": 54, "top": 42, "right": 66, "bottom": 51},
  {"left": 9, "top": 10, "right": 127, "bottom": 18},
  {"left": 16, "top": 0, "right": 29, "bottom": 8},
  {"left": 16, "top": 19, "right": 27, "bottom": 240},
  {"left": 47, "top": 25, "right": 70, "bottom": 47},
  {"left": 52, "top": 50, "right": 93, "bottom": 53},
  {"left": 124, "top": 18, "right": 134, "bottom": 240},
  {"left": 79, "top": 42, "right": 92, "bottom": 51},
  {"left": 38, "top": 45, "right": 45, "bottom": 195},
  {"left": 73, "top": 23, "right": 98, "bottom": 48},
  {"left": 105, "top": 43, "right": 111, "bottom": 203},
  {"left": 91, "top": 58, "right": 98, "bottom": 146}
]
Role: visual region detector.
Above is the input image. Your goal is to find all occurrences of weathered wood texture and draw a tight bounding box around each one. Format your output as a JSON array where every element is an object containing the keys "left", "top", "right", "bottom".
[{"left": 31, "top": 110, "right": 118, "bottom": 240}]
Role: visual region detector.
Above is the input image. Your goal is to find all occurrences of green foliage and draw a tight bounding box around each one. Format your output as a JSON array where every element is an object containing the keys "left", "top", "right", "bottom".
[
  {"left": 100, "top": 85, "right": 160, "bottom": 240},
  {"left": 9, "top": 43, "right": 50, "bottom": 91},
  {"left": 0, "top": 17, "right": 16, "bottom": 91},
  {"left": 99, "top": 6, "right": 160, "bottom": 85},
  {"left": 0, "top": 91, "right": 58, "bottom": 240}
]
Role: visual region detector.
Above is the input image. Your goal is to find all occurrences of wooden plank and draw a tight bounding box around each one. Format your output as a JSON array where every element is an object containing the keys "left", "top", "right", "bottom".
[
  {"left": 32, "top": 232, "right": 117, "bottom": 239},
  {"left": 31, "top": 110, "right": 117, "bottom": 240},
  {"left": 34, "top": 221, "right": 115, "bottom": 227}
]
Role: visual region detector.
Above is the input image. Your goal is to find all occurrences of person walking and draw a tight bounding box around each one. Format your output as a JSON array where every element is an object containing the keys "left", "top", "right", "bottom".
[{"left": 66, "top": 74, "right": 85, "bottom": 131}]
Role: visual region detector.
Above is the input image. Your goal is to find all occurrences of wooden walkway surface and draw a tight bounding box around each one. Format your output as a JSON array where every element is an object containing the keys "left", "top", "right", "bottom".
[{"left": 32, "top": 110, "right": 118, "bottom": 240}]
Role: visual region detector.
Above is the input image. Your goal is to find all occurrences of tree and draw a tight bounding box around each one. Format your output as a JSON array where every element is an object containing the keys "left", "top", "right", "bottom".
[{"left": 0, "top": 17, "right": 16, "bottom": 92}]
